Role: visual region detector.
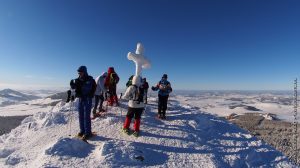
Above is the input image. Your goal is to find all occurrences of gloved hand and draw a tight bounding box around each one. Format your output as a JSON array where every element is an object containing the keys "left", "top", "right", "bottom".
[
  {"left": 70, "top": 79, "right": 76, "bottom": 89},
  {"left": 159, "top": 84, "right": 167, "bottom": 91},
  {"left": 66, "top": 90, "right": 71, "bottom": 103},
  {"left": 151, "top": 86, "right": 156, "bottom": 91}
]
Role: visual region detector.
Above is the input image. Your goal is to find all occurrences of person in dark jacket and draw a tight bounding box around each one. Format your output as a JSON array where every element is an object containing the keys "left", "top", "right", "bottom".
[
  {"left": 70, "top": 66, "right": 96, "bottom": 140},
  {"left": 142, "top": 78, "right": 149, "bottom": 104},
  {"left": 152, "top": 74, "right": 172, "bottom": 119}
]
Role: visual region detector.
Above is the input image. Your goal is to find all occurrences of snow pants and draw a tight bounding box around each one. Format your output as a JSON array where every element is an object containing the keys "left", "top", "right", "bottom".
[
  {"left": 158, "top": 94, "right": 169, "bottom": 117},
  {"left": 78, "top": 97, "right": 92, "bottom": 135},
  {"left": 108, "top": 85, "right": 118, "bottom": 106},
  {"left": 93, "top": 94, "right": 104, "bottom": 114},
  {"left": 143, "top": 89, "right": 148, "bottom": 104},
  {"left": 123, "top": 107, "right": 144, "bottom": 132}
]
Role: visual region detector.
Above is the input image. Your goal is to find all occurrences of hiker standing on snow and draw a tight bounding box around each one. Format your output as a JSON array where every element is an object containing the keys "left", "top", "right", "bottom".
[
  {"left": 152, "top": 74, "right": 172, "bottom": 119},
  {"left": 92, "top": 72, "right": 108, "bottom": 118},
  {"left": 142, "top": 78, "right": 149, "bottom": 104},
  {"left": 70, "top": 66, "right": 96, "bottom": 140},
  {"left": 122, "top": 76, "right": 145, "bottom": 137},
  {"left": 104, "top": 67, "right": 120, "bottom": 106}
]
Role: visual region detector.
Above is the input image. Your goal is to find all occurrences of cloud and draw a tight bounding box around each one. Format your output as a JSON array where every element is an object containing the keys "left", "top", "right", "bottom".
[
  {"left": 0, "top": 82, "right": 66, "bottom": 91},
  {"left": 24, "top": 75, "right": 34, "bottom": 79},
  {"left": 43, "top": 76, "right": 54, "bottom": 80}
]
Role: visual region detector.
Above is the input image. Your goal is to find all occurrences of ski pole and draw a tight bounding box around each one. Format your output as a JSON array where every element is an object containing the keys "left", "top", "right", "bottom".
[{"left": 68, "top": 101, "right": 73, "bottom": 136}]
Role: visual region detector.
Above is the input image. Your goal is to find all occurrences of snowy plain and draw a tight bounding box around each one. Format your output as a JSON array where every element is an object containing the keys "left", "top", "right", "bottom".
[
  {"left": 172, "top": 90, "right": 295, "bottom": 122},
  {"left": 0, "top": 91, "right": 296, "bottom": 168}
]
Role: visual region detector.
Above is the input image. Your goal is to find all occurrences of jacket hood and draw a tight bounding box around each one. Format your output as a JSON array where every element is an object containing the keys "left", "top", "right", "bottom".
[{"left": 108, "top": 67, "right": 115, "bottom": 74}]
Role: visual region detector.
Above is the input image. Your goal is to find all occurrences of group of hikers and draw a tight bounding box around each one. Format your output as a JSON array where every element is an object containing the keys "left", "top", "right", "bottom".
[{"left": 67, "top": 65, "right": 172, "bottom": 140}]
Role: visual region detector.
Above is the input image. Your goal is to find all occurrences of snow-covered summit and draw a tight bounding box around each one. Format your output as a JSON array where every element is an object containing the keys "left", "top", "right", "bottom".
[{"left": 0, "top": 97, "right": 294, "bottom": 167}]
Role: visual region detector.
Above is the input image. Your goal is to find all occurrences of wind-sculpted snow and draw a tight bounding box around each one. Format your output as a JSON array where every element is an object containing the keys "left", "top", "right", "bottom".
[
  {"left": 45, "top": 138, "right": 94, "bottom": 158},
  {"left": 0, "top": 97, "right": 294, "bottom": 167},
  {"left": 100, "top": 140, "right": 168, "bottom": 167}
]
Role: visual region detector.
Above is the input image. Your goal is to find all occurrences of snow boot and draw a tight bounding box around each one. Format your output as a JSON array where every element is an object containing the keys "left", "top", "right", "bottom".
[
  {"left": 77, "top": 132, "right": 84, "bottom": 137},
  {"left": 108, "top": 96, "right": 114, "bottom": 106},
  {"left": 132, "top": 131, "right": 139, "bottom": 137},
  {"left": 82, "top": 133, "right": 94, "bottom": 141},
  {"left": 122, "top": 128, "right": 130, "bottom": 135},
  {"left": 113, "top": 95, "right": 119, "bottom": 106}
]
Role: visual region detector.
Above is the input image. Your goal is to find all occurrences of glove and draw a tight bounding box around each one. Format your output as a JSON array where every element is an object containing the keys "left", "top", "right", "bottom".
[
  {"left": 70, "top": 79, "right": 76, "bottom": 89},
  {"left": 151, "top": 86, "right": 156, "bottom": 91},
  {"left": 66, "top": 90, "right": 71, "bottom": 103}
]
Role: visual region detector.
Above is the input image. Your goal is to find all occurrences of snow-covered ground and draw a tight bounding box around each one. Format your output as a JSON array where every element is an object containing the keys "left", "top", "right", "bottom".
[
  {"left": 0, "top": 96, "right": 294, "bottom": 167},
  {"left": 172, "top": 91, "right": 295, "bottom": 122}
]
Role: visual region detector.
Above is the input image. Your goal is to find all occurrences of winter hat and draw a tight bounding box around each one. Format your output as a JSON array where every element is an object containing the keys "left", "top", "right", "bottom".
[
  {"left": 143, "top": 78, "right": 146, "bottom": 81},
  {"left": 162, "top": 74, "right": 168, "bottom": 79},
  {"left": 108, "top": 67, "right": 115, "bottom": 74},
  {"left": 132, "top": 76, "right": 142, "bottom": 87},
  {"left": 77, "top": 66, "right": 87, "bottom": 74}
]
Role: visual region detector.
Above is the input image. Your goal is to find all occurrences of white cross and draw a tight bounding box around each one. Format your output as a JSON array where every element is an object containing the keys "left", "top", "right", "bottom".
[{"left": 127, "top": 43, "right": 151, "bottom": 77}]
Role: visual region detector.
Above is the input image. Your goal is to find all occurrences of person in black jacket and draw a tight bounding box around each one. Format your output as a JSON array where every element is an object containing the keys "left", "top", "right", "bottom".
[
  {"left": 142, "top": 78, "right": 149, "bottom": 104},
  {"left": 70, "top": 66, "right": 96, "bottom": 140},
  {"left": 152, "top": 74, "right": 172, "bottom": 119}
]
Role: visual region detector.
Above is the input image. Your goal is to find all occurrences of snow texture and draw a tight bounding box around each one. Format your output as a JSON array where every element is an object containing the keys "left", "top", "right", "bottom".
[{"left": 0, "top": 95, "right": 295, "bottom": 167}]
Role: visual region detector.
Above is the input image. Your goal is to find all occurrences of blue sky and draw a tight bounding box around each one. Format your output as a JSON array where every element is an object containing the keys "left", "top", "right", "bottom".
[{"left": 0, "top": 0, "right": 299, "bottom": 90}]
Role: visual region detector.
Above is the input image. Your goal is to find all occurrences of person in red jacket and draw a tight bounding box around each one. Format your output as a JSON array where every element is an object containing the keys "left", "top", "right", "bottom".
[{"left": 104, "top": 67, "right": 120, "bottom": 106}]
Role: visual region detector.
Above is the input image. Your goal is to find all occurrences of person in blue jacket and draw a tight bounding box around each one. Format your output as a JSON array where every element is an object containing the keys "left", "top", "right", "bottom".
[
  {"left": 70, "top": 66, "right": 96, "bottom": 140},
  {"left": 152, "top": 74, "right": 172, "bottom": 119}
]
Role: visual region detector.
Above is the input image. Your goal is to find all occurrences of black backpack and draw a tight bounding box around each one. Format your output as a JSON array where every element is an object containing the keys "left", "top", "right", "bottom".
[{"left": 132, "top": 85, "right": 144, "bottom": 104}]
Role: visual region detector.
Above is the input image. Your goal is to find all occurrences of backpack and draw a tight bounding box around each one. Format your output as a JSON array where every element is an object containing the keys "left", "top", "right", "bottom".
[
  {"left": 132, "top": 85, "right": 144, "bottom": 104},
  {"left": 109, "top": 73, "right": 119, "bottom": 85}
]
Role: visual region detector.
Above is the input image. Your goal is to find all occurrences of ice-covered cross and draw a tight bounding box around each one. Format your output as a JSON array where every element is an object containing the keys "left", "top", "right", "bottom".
[{"left": 127, "top": 43, "right": 151, "bottom": 77}]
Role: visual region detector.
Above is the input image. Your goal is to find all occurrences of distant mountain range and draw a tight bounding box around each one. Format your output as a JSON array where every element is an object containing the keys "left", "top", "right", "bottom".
[
  {"left": 46, "top": 91, "right": 68, "bottom": 102},
  {"left": 0, "top": 89, "right": 41, "bottom": 106}
]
